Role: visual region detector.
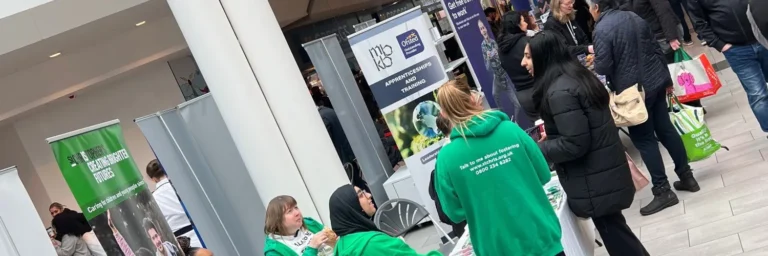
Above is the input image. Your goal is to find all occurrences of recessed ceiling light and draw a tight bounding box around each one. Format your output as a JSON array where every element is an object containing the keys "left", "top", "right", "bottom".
[
  {"left": 49, "top": 52, "right": 61, "bottom": 58},
  {"left": 135, "top": 21, "right": 146, "bottom": 26}
]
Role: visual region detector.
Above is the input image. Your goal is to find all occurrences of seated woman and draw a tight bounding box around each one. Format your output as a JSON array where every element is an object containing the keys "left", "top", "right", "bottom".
[
  {"left": 51, "top": 212, "right": 93, "bottom": 256},
  {"left": 329, "top": 184, "right": 441, "bottom": 256},
  {"left": 263, "top": 195, "right": 335, "bottom": 256}
]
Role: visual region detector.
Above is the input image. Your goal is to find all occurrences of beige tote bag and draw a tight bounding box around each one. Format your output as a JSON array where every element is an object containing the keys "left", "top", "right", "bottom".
[{"left": 609, "top": 84, "right": 648, "bottom": 127}]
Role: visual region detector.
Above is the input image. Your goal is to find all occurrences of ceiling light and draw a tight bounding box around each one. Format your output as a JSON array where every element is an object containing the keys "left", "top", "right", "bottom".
[
  {"left": 49, "top": 52, "right": 61, "bottom": 58},
  {"left": 135, "top": 21, "right": 146, "bottom": 26}
]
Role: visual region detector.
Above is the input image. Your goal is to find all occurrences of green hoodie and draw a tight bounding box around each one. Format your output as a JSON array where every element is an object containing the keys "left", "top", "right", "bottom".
[
  {"left": 333, "top": 231, "right": 441, "bottom": 256},
  {"left": 264, "top": 217, "right": 325, "bottom": 256},
  {"left": 435, "top": 111, "right": 563, "bottom": 256}
]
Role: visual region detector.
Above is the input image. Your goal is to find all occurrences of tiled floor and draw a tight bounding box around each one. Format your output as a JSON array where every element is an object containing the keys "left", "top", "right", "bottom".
[{"left": 405, "top": 42, "right": 768, "bottom": 255}]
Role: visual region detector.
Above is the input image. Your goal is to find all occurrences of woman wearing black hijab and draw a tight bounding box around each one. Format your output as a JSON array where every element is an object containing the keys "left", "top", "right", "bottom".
[{"left": 329, "top": 185, "right": 440, "bottom": 256}]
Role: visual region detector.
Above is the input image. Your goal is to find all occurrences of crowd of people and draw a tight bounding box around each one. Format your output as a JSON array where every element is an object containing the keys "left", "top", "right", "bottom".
[{"left": 262, "top": 0, "right": 768, "bottom": 255}]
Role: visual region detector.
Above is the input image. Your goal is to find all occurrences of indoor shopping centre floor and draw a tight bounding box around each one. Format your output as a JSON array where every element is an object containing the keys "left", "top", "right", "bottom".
[{"left": 403, "top": 43, "right": 768, "bottom": 255}]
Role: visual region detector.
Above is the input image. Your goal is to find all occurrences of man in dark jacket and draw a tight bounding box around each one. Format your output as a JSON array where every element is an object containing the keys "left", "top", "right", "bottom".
[
  {"left": 748, "top": 0, "right": 767, "bottom": 48},
  {"left": 592, "top": 0, "right": 699, "bottom": 216},
  {"left": 628, "top": 0, "right": 683, "bottom": 59},
  {"left": 688, "top": 0, "right": 768, "bottom": 136}
]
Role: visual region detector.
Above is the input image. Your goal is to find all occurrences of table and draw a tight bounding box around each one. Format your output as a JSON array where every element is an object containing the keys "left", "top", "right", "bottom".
[{"left": 449, "top": 177, "right": 596, "bottom": 256}]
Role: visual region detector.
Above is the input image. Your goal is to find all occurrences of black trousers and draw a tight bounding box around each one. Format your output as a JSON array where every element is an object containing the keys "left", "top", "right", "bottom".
[
  {"left": 628, "top": 89, "right": 690, "bottom": 187},
  {"left": 669, "top": 0, "right": 692, "bottom": 42},
  {"left": 593, "top": 212, "right": 650, "bottom": 256}
]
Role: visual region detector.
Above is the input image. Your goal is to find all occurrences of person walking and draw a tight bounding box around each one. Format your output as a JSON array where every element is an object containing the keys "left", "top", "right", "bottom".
[
  {"left": 670, "top": 0, "right": 696, "bottom": 45},
  {"left": 498, "top": 11, "right": 540, "bottom": 120},
  {"left": 688, "top": 0, "right": 768, "bottom": 137},
  {"left": 434, "top": 80, "right": 563, "bottom": 256},
  {"left": 591, "top": 0, "right": 699, "bottom": 216},
  {"left": 522, "top": 31, "right": 649, "bottom": 255},
  {"left": 544, "top": 0, "right": 594, "bottom": 57}
]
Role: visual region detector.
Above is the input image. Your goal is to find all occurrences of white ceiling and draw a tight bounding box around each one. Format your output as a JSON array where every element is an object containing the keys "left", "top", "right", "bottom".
[{"left": 0, "top": 0, "right": 170, "bottom": 78}]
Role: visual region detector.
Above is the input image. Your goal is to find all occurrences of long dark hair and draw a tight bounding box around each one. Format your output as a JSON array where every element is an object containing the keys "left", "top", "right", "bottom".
[
  {"left": 500, "top": 11, "right": 525, "bottom": 35},
  {"left": 530, "top": 32, "right": 609, "bottom": 115},
  {"left": 52, "top": 211, "right": 91, "bottom": 240}
]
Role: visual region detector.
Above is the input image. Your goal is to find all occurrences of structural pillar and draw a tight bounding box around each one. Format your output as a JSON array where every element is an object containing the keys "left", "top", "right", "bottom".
[
  {"left": 218, "top": 0, "right": 350, "bottom": 221},
  {"left": 166, "top": 0, "right": 346, "bottom": 226}
]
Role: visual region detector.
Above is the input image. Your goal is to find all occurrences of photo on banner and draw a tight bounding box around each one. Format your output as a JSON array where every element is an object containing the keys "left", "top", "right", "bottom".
[
  {"left": 48, "top": 120, "right": 183, "bottom": 256},
  {"left": 441, "top": 0, "right": 533, "bottom": 129},
  {"left": 349, "top": 7, "right": 449, "bottom": 219}
]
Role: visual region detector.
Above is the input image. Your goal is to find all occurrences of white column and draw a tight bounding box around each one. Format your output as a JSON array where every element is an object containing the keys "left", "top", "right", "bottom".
[
  {"left": 165, "top": 0, "right": 324, "bottom": 221},
  {"left": 219, "top": 0, "right": 349, "bottom": 223}
]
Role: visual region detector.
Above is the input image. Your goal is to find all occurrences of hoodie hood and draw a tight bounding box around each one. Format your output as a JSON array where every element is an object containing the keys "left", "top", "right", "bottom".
[
  {"left": 449, "top": 110, "right": 509, "bottom": 140},
  {"left": 498, "top": 33, "right": 527, "bottom": 53}
]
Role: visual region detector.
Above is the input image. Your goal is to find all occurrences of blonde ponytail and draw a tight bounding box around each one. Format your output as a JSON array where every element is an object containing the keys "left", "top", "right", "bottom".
[{"left": 437, "top": 80, "right": 486, "bottom": 138}]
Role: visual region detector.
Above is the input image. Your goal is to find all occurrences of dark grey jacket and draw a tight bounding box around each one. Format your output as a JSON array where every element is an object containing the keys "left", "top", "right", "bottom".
[{"left": 594, "top": 10, "right": 671, "bottom": 95}]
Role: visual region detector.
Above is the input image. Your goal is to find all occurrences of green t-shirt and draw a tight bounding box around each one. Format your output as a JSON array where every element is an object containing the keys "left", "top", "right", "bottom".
[{"left": 435, "top": 111, "right": 563, "bottom": 256}]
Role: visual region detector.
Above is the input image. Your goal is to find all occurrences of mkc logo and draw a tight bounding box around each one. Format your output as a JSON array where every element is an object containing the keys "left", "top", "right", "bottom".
[{"left": 369, "top": 44, "right": 393, "bottom": 71}]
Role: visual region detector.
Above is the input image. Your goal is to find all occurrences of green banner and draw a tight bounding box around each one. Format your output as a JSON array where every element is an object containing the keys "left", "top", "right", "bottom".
[{"left": 50, "top": 120, "right": 184, "bottom": 256}]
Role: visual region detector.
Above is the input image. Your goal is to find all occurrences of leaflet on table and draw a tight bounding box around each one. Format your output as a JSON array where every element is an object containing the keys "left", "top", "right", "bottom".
[
  {"left": 349, "top": 7, "right": 447, "bottom": 219},
  {"left": 440, "top": 0, "right": 533, "bottom": 129},
  {"left": 48, "top": 120, "right": 183, "bottom": 256}
]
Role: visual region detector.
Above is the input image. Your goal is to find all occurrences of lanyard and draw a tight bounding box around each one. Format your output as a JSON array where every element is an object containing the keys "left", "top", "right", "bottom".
[{"left": 566, "top": 20, "right": 578, "bottom": 45}]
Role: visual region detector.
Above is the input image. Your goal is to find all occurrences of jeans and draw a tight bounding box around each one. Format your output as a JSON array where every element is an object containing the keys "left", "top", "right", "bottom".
[
  {"left": 593, "top": 212, "right": 650, "bottom": 256},
  {"left": 722, "top": 43, "right": 768, "bottom": 132},
  {"left": 628, "top": 89, "right": 690, "bottom": 187}
]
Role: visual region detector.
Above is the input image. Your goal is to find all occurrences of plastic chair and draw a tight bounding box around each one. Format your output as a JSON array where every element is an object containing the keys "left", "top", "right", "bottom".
[{"left": 373, "top": 198, "right": 455, "bottom": 244}]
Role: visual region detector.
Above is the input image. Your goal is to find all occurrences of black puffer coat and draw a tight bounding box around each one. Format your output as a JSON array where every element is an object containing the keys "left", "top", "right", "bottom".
[
  {"left": 594, "top": 10, "right": 671, "bottom": 95},
  {"left": 538, "top": 75, "right": 634, "bottom": 218}
]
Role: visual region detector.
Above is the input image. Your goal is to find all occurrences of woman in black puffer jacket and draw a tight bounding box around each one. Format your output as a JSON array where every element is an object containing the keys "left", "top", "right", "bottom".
[{"left": 523, "top": 31, "right": 648, "bottom": 256}]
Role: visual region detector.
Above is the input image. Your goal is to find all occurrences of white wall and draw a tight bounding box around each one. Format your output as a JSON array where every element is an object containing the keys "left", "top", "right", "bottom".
[
  {"left": 0, "top": 125, "right": 52, "bottom": 224},
  {"left": 13, "top": 61, "right": 184, "bottom": 215}
]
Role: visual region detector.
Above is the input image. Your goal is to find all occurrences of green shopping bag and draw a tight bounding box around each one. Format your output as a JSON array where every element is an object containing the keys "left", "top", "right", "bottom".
[{"left": 667, "top": 94, "right": 722, "bottom": 162}]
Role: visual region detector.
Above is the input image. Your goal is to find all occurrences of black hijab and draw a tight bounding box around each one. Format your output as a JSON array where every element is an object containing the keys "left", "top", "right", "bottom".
[{"left": 329, "top": 184, "right": 380, "bottom": 237}]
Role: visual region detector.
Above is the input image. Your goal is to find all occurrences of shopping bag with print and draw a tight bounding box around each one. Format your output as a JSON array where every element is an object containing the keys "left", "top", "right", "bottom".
[
  {"left": 667, "top": 49, "right": 723, "bottom": 102},
  {"left": 667, "top": 94, "right": 725, "bottom": 162},
  {"left": 626, "top": 152, "right": 649, "bottom": 192}
]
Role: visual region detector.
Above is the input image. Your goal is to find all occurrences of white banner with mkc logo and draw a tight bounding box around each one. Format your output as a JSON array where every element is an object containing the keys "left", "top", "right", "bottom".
[{"left": 348, "top": 7, "right": 449, "bottom": 223}]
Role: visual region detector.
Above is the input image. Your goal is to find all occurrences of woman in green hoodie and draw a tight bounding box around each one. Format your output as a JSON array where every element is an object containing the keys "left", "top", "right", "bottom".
[
  {"left": 263, "top": 195, "right": 334, "bottom": 256},
  {"left": 329, "top": 184, "right": 441, "bottom": 256},
  {"left": 434, "top": 80, "right": 564, "bottom": 256}
]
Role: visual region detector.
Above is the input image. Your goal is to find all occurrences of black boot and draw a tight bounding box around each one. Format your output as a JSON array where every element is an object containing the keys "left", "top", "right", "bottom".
[
  {"left": 674, "top": 169, "right": 700, "bottom": 192},
  {"left": 640, "top": 183, "right": 679, "bottom": 216}
]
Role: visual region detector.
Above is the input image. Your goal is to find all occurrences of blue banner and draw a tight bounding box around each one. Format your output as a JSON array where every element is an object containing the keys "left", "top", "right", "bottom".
[{"left": 442, "top": 0, "right": 533, "bottom": 128}]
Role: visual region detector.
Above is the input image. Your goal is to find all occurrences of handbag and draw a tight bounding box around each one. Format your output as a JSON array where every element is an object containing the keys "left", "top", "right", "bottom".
[
  {"left": 667, "top": 94, "right": 725, "bottom": 161},
  {"left": 609, "top": 84, "right": 648, "bottom": 127},
  {"left": 668, "top": 49, "right": 722, "bottom": 102},
  {"left": 626, "top": 152, "right": 649, "bottom": 192},
  {"left": 606, "top": 16, "right": 648, "bottom": 127}
]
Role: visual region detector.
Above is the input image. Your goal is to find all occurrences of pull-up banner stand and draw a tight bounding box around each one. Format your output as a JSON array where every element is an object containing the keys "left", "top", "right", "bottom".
[
  {"left": 440, "top": 0, "right": 533, "bottom": 128},
  {"left": 48, "top": 120, "right": 183, "bottom": 256},
  {"left": 348, "top": 7, "right": 448, "bottom": 220}
]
